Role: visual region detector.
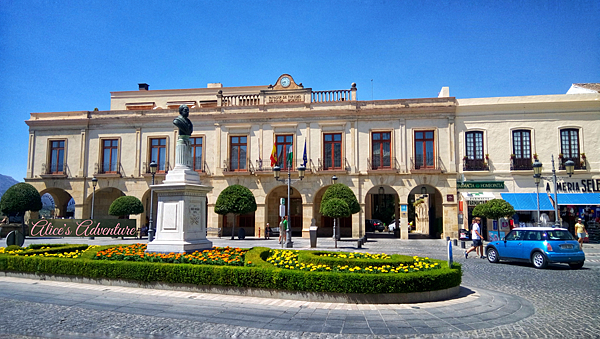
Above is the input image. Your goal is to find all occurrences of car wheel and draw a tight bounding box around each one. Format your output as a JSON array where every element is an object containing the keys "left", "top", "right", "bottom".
[
  {"left": 569, "top": 262, "right": 584, "bottom": 269},
  {"left": 531, "top": 251, "right": 548, "bottom": 269},
  {"left": 486, "top": 248, "right": 499, "bottom": 263}
]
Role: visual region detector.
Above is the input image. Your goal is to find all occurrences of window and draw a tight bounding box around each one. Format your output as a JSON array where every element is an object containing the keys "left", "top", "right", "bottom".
[
  {"left": 505, "top": 230, "right": 526, "bottom": 241},
  {"left": 101, "top": 139, "right": 119, "bottom": 173},
  {"left": 276, "top": 135, "right": 293, "bottom": 170},
  {"left": 414, "top": 131, "right": 435, "bottom": 169},
  {"left": 524, "top": 231, "right": 541, "bottom": 241},
  {"left": 464, "top": 131, "right": 486, "bottom": 171},
  {"left": 150, "top": 138, "right": 167, "bottom": 172},
  {"left": 560, "top": 129, "right": 581, "bottom": 169},
  {"left": 49, "top": 140, "right": 65, "bottom": 174},
  {"left": 512, "top": 130, "right": 532, "bottom": 170},
  {"left": 230, "top": 136, "right": 247, "bottom": 171},
  {"left": 190, "top": 137, "right": 203, "bottom": 172},
  {"left": 323, "top": 133, "right": 342, "bottom": 170},
  {"left": 371, "top": 132, "right": 391, "bottom": 170}
]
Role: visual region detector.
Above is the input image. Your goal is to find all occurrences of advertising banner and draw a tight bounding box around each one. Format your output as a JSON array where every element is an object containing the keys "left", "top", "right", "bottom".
[{"left": 28, "top": 219, "right": 137, "bottom": 237}]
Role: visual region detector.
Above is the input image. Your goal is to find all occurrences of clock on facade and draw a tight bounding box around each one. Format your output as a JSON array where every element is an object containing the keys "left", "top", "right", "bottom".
[{"left": 280, "top": 76, "right": 291, "bottom": 88}]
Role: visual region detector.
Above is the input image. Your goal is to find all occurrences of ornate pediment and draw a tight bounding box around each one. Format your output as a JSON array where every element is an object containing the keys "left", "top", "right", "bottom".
[{"left": 272, "top": 74, "right": 303, "bottom": 90}]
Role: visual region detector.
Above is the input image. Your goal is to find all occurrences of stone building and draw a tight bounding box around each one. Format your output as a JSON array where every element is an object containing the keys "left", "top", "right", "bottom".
[{"left": 24, "top": 76, "right": 600, "bottom": 240}]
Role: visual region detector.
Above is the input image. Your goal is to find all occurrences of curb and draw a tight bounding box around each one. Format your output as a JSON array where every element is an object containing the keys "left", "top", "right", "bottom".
[{"left": 2, "top": 271, "right": 461, "bottom": 304}]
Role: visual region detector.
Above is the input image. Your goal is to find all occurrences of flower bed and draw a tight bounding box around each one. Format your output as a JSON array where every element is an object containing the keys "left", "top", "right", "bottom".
[
  {"left": 268, "top": 250, "right": 439, "bottom": 274},
  {"left": 94, "top": 244, "right": 247, "bottom": 266},
  {"left": 0, "top": 244, "right": 461, "bottom": 297}
]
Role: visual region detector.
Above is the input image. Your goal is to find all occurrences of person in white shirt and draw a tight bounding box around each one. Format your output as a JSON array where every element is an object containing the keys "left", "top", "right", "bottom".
[{"left": 465, "top": 217, "right": 484, "bottom": 259}]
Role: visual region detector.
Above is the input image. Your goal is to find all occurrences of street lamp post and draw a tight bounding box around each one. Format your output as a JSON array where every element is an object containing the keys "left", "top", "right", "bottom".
[
  {"left": 533, "top": 160, "right": 542, "bottom": 226},
  {"left": 90, "top": 177, "right": 98, "bottom": 240},
  {"left": 273, "top": 164, "right": 306, "bottom": 248},
  {"left": 148, "top": 161, "right": 158, "bottom": 242},
  {"left": 532, "top": 155, "right": 575, "bottom": 227},
  {"left": 331, "top": 175, "right": 338, "bottom": 243}
]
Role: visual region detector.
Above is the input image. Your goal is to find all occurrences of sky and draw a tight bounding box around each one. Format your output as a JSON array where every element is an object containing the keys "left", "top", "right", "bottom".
[{"left": 0, "top": 0, "right": 598, "bottom": 181}]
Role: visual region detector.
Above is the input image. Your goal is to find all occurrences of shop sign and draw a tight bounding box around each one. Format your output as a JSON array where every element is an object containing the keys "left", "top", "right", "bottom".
[
  {"left": 554, "top": 178, "right": 600, "bottom": 193},
  {"left": 457, "top": 181, "right": 504, "bottom": 189},
  {"left": 28, "top": 219, "right": 137, "bottom": 237}
]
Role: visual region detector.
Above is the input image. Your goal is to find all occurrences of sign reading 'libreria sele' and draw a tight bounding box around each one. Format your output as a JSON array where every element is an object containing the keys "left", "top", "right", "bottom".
[{"left": 29, "top": 219, "right": 137, "bottom": 237}]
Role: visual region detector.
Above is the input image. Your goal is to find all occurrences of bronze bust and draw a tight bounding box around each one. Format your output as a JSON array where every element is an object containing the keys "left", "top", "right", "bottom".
[{"left": 174, "top": 105, "right": 193, "bottom": 136}]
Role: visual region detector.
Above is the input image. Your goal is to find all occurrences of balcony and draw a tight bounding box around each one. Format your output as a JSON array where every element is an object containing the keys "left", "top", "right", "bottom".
[
  {"left": 315, "top": 158, "right": 351, "bottom": 172},
  {"left": 559, "top": 156, "right": 585, "bottom": 170},
  {"left": 143, "top": 161, "right": 170, "bottom": 175},
  {"left": 463, "top": 158, "right": 489, "bottom": 172},
  {"left": 411, "top": 156, "right": 446, "bottom": 173},
  {"left": 367, "top": 157, "right": 399, "bottom": 172},
  {"left": 94, "top": 162, "right": 123, "bottom": 177},
  {"left": 40, "top": 163, "right": 68, "bottom": 178},
  {"left": 510, "top": 158, "right": 532, "bottom": 171}
]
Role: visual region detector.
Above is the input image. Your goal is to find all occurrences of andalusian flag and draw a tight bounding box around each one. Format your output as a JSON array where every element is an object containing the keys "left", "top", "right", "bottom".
[
  {"left": 287, "top": 145, "right": 293, "bottom": 167},
  {"left": 270, "top": 143, "right": 277, "bottom": 167}
]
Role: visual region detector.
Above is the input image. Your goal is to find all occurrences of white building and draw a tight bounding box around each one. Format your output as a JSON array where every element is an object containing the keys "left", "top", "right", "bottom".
[{"left": 25, "top": 77, "right": 600, "bottom": 240}]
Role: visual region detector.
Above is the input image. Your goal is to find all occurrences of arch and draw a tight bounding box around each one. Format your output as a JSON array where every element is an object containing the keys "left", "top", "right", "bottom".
[
  {"left": 85, "top": 187, "right": 125, "bottom": 219},
  {"left": 408, "top": 184, "right": 443, "bottom": 239},
  {"left": 39, "top": 188, "right": 76, "bottom": 219},
  {"left": 364, "top": 185, "right": 399, "bottom": 234},
  {"left": 265, "top": 185, "right": 303, "bottom": 237}
]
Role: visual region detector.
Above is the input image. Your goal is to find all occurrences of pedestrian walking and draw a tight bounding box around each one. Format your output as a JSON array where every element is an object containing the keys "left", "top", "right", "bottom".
[
  {"left": 575, "top": 218, "right": 588, "bottom": 249},
  {"left": 278, "top": 216, "right": 288, "bottom": 244},
  {"left": 265, "top": 223, "right": 271, "bottom": 240},
  {"left": 465, "top": 217, "right": 484, "bottom": 259}
]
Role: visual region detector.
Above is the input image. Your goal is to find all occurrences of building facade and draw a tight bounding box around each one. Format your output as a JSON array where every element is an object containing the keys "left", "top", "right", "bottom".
[{"left": 24, "top": 76, "right": 600, "bottom": 240}]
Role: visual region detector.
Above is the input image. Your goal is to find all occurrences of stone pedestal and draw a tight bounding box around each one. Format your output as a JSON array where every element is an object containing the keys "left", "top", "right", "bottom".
[{"left": 146, "top": 136, "right": 213, "bottom": 253}]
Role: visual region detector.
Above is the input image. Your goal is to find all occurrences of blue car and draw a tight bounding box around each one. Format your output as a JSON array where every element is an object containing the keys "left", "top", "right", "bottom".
[{"left": 485, "top": 227, "right": 585, "bottom": 269}]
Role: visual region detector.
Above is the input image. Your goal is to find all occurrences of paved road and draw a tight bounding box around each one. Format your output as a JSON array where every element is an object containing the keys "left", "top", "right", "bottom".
[{"left": 0, "top": 236, "right": 599, "bottom": 338}]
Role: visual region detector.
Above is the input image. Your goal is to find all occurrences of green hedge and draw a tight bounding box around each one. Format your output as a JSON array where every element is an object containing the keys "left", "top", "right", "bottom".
[{"left": 0, "top": 246, "right": 461, "bottom": 294}]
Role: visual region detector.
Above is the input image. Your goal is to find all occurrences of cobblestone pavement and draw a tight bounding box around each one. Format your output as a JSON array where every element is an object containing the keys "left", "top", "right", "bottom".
[{"left": 0, "top": 236, "right": 598, "bottom": 338}]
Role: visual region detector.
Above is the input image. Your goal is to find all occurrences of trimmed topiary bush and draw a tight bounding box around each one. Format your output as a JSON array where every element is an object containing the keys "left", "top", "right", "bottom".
[
  {"left": 320, "top": 184, "right": 360, "bottom": 214},
  {"left": 321, "top": 198, "right": 351, "bottom": 219},
  {"left": 215, "top": 185, "right": 257, "bottom": 239},
  {"left": 109, "top": 196, "right": 144, "bottom": 217}
]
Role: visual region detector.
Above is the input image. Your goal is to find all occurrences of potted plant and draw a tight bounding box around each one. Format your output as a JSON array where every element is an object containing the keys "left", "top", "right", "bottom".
[
  {"left": 485, "top": 154, "right": 490, "bottom": 160},
  {"left": 510, "top": 154, "right": 516, "bottom": 159},
  {"left": 558, "top": 153, "right": 563, "bottom": 159},
  {"left": 533, "top": 153, "right": 538, "bottom": 160},
  {"left": 581, "top": 153, "right": 586, "bottom": 159}
]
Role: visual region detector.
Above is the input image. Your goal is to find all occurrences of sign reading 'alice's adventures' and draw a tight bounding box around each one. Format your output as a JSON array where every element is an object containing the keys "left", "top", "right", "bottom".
[{"left": 28, "top": 219, "right": 137, "bottom": 237}]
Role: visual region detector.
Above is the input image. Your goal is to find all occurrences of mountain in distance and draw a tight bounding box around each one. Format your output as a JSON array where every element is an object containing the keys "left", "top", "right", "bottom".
[{"left": 0, "top": 174, "right": 21, "bottom": 198}]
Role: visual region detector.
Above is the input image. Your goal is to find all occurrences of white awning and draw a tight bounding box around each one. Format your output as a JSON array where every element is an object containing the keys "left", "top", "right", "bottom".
[{"left": 461, "top": 192, "right": 496, "bottom": 201}]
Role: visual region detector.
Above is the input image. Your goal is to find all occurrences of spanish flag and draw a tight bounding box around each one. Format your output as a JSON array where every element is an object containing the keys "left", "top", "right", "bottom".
[{"left": 270, "top": 143, "right": 277, "bottom": 167}]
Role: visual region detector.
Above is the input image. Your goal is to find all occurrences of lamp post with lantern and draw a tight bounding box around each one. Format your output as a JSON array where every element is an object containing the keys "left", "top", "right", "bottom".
[
  {"left": 532, "top": 155, "right": 575, "bottom": 227},
  {"left": 90, "top": 177, "right": 98, "bottom": 240},
  {"left": 148, "top": 161, "right": 158, "bottom": 242},
  {"left": 273, "top": 164, "right": 306, "bottom": 248}
]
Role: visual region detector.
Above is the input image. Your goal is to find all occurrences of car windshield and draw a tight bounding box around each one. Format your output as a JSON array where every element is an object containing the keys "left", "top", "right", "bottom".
[{"left": 543, "top": 230, "right": 574, "bottom": 241}]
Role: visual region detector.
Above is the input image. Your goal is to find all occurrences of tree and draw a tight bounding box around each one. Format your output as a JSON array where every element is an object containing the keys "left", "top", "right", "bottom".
[
  {"left": 109, "top": 196, "right": 144, "bottom": 218},
  {"left": 320, "top": 184, "right": 360, "bottom": 214},
  {"left": 321, "top": 198, "right": 351, "bottom": 219},
  {"left": 320, "top": 184, "right": 359, "bottom": 242},
  {"left": 472, "top": 199, "right": 515, "bottom": 220},
  {"left": 214, "top": 185, "right": 257, "bottom": 239},
  {"left": 0, "top": 183, "right": 42, "bottom": 240}
]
